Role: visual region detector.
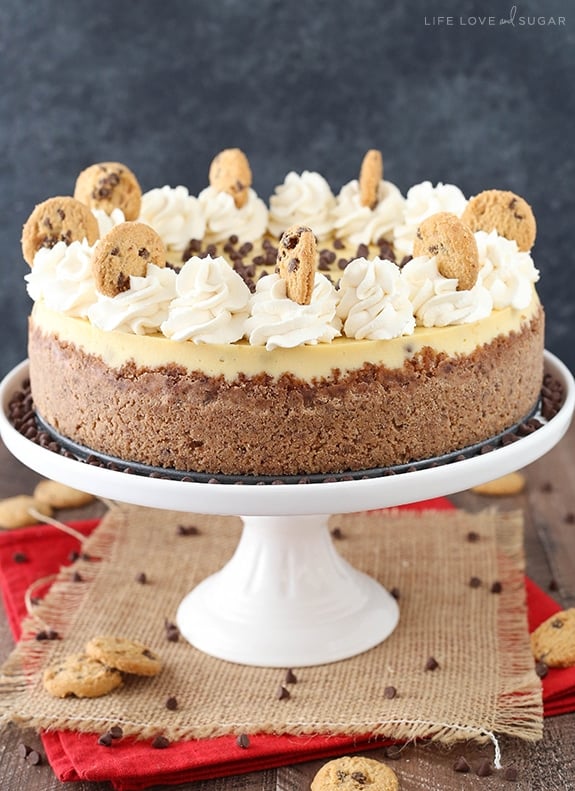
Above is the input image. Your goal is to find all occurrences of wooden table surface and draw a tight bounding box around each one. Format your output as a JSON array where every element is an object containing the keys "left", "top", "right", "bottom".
[{"left": 1, "top": 422, "right": 575, "bottom": 791}]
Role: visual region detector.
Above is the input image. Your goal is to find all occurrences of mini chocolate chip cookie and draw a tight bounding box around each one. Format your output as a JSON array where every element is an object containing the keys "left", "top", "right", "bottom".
[
  {"left": 531, "top": 608, "right": 575, "bottom": 668},
  {"left": 91, "top": 221, "right": 167, "bottom": 297},
  {"left": 311, "top": 755, "right": 399, "bottom": 791},
  {"left": 413, "top": 211, "right": 480, "bottom": 291},
  {"left": 208, "top": 148, "right": 252, "bottom": 209},
  {"left": 276, "top": 224, "right": 317, "bottom": 305},
  {"left": 461, "top": 189, "right": 536, "bottom": 252},
  {"left": 43, "top": 652, "right": 123, "bottom": 698},
  {"left": 21, "top": 196, "right": 100, "bottom": 266},
  {"left": 85, "top": 636, "right": 163, "bottom": 676},
  {"left": 0, "top": 495, "right": 53, "bottom": 529},
  {"left": 74, "top": 161, "right": 142, "bottom": 220},
  {"left": 359, "top": 149, "right": 383, "bottom": 209}
]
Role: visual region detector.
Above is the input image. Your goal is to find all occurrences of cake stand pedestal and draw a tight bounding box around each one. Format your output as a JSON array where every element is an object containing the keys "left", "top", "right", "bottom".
[{"left": 1, "top": 352, "right": 573, "bottom": 667}]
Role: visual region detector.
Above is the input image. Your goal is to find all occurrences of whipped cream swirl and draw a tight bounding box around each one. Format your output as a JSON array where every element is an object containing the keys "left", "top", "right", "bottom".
[
  {"left": 88, "top": 263, "right": 177, "bottom": 335},
  {"left": 393, "top": 181, "right": 468, "bottom": 259},
  {"left": 26, "top": 239, "right": 98, "bottom": 318},
  {"left": 475, "top": 230, "right": 539, "bottom": 310},
  {"left": 198, "top": 187, "right": 268, "bottom": 243},
  {"left": 161, "top": 255, "right": 251, "bottom": 344},
  {"left": 401, "top": 255, "right": 492, "bottom": 327},
  {"left": 92, "top": 207, "right": 126, "bottom": 238},
  {"left": 245, "top": 273, "right": 341, "bottom": 350},
  {"left": 331, "top": 180, "right": 405, "bottom": 245},
  {"left": 268, "top": 171, "right": 336, "bottom": 241},
  {"left": 139, "top": 185, "right": 206, "bottom": 252},
  {"left": 336, "top": 257, "right": 415, "bottom": 339}
]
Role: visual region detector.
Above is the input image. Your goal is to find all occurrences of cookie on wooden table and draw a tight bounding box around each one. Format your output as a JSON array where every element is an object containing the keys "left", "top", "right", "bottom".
[{"left": 311, "top": 755, "right": 399, "bottom": 790}]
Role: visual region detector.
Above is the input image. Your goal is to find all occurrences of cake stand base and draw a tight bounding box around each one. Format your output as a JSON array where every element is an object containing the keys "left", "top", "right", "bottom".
[{"left": 176, "top": 514, "right": 399, "bottom": 667}]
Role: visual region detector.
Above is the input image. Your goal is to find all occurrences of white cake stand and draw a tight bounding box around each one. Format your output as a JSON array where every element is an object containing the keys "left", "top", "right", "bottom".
[{"left": 1, "top": 353, "right": 573, "bottom": 667}]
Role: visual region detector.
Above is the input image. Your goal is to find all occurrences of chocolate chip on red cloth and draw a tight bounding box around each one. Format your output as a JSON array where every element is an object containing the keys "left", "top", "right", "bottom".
[
  {"left": 98, "top": 732, "right": 113, "bottom": 747},
  {"left": 109, "top": 726, "right": 123, "bottom": 739},
  {"left": 425, "top": 656, "right": 439, "bottom": 671},
  {"left": 12, "top": 552, "right": 28, "bottom": 564},
  {"left": 476, "top": 758, "right": 492, "bottom": 777},
  {"left": 535, "top": 660, "right": 549, "bottom": 679},
  {"left": 453, "top": 755, "right": 471, "bottom": 773},
  {"left": 236, "top": 733, "right": 250, "bottom": 749},
  {"left": 151, "top": 735, "right": 170, "bottom": 749}
]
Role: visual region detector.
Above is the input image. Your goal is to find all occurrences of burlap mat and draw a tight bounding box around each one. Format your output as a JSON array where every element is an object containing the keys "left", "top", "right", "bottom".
[{"left": 0, "top": 504, "right": 543, "bottom": 745}]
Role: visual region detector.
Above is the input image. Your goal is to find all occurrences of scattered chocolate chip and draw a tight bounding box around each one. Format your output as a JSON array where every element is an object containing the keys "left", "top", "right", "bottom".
[
  {"left": 236, "top": 733, "right": 250, "bottom": 749},
  {"left": 165, "top": 696, "right": 178, "bottom": 710},
  {"left": 425, "top": 656, "right": 439, "bottom": 671},
  {"left": 135, "top": 572, "right": 147, "bottom": 584},
  {"left": 384, "top": 744, "right": 402, "bottom": 760},
  {"left": 12, "top": 552, "right": 28, "bottom": 564},
  {"left": 535, "top": 660, "right": 549, "bottom": 678},
  {"left": 476, "top": 758, "right": 492, "bottom": 776},
  {"left": 17, "top": 742, "right": 30, "bottom": 759},
  {"left": 390, "top": 587, "right": 400, "bottom": 600},
  {"left": 276, "top": 685, "right": 290, "bottom": 700},
  {"left": 549, "top": 578, "right": 559, "bottom": 592},
  {"left": 490, "top": 581, "right": 503, "bottom": 594},
  {"left": 151, "top": 735, "right": 170, "bottom": 749},
  {"left": 453, "top": 755, "right": 471, "bottom": 773},
  {"left": 384, "top": 685, "right": 397, "bottom": 699},
  {"left": 35, "top": 629, "right": 59, "bottom": 641},
  {"left": 177, "top": 524, "right": 199, "bottom": 536},
  {"left": 109, "top": 726, "right": 123, "bottom": 739},
  {"left": 503, "top": 765, "right": 519, "bottom": 781},
  {"left": 72, "top": 571, "right": 83, "bottom": 582},
  {"left": 27, "top": 749, "right": 42, "bottom": 765},
  {"left": 466, "top": 531, "right": 480, "bottom": 542},
  {"left": 165, "top": 621, "right": 180, "bottom": 642},
  {"left": 68, "top": 550, "right": 80, "bottom": 562},
  {"left": 541, "top": 482, "right": 553, "bottom": 493},
  {"left": 469, "top": 576, "right": 482, "bottom": 588},
  {"left": 330, "top": 527, "right": 344, "bottom": 539},
  {"left": 564, "top": 512, "right": 575, "bottom": 524},
  {"left": 284, "top": 668, "right": 297, "bottom": 684},
  {"left": 98, "top": 732, "right": 113, "bottom": 747}
]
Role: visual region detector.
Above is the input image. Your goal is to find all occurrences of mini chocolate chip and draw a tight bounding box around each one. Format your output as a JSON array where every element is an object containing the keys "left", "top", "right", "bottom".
[
  {"left": 466, "top": 531, "right": 480, "bottom": 542},
  {"left": 390, "top": 587, "right": 400, "bottom": 600},
  {"left": 165, "top": 696, "right": 178, "bottom": 710},
  {"left": 98, "top": 732, "right": 113, "bottom": 747},
  {"left": 109, "top": 725, "right": 123, "bottom": 739},
  {"left": 490, "top": 581, "right": 503, "bottom": 593},
  {"left": 384, "top": 685, "right": 397, "bottom": 699},
  {"left": 110, "top": 246, "right": 120, "bottom": 256},
  {"left": 236, "top": 733, "right": 250, "bottom": 748},
  {"left": 26, "top": 749, "right": 42, "bottom": 765},
  {"left": 541, "top": 481, "right": 553, "bottom": 492},
  {"left": 151, "top": 735, "right": 170, "bottom": 749},
  {"left": 425, "top": 656, "right": 439, "bottom": 671},
  {"left": 503, "top": 765, "right": 519, "bottom": 781},
  {"left": 138, "top": 247, "right": 150, "bottom": 259},
  {"left": 17, "top": 742, "right": 30, "bottom": 759},
  {"left": 330, "top": 527, "right": 344, "bottom": 539},
  {"left": 384, "top": 744, "right": 402, "bottom": 760},
  {"left": 549, "top": 578, "right": 559, "bottom": 592},
  {"left": 284, "top": 668, "right": 297, "bottom": 684},
  {"left": 469, "top": 576, "right": 482, "bottom": 588},
  {"left": 135, "top": 572, "right": 147, "bottom": 584},
  {"left": 535, "top": 660, "right": 549, "bottom": 678},
  {"left": 476, "top": 758, "right": 492, "bottom": 777},
  {"left": 453, "top": 755, "right": 471, "bottom": 773},
  {"left": 12, "top": 552, "right": 28, "bottom": 564},
  {"left": 564, "top": 512, "right": 575, "bottom": 524},
  {"left": 177, "top": 524, "right": 199, "bottom": 536},
  {"left": 276, "top": 685, "right": 290, "bottom": 700}
]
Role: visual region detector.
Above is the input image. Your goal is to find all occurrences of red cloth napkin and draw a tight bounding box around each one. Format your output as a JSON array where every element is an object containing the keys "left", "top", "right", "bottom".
[{"left": 0, "top": 497, "right": 570, "bottom": 790}]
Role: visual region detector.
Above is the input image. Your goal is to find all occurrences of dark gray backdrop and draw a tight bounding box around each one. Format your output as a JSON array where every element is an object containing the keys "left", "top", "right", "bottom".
[{"left": 1, "top": 0, "right": 573, "bottom": 378}]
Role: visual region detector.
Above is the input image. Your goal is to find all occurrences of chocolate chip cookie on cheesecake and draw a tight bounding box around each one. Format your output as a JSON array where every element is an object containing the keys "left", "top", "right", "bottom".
[{"left": 22, "top": 149, "right": 544, "bottom": 477}]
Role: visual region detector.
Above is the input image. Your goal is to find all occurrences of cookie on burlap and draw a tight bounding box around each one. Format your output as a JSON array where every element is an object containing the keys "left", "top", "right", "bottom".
[
  {"left": 208, "top": 148, "right": 252, "bottom": 208},
  {"left": 359, "top": 149, "right": 383, "bottom": 209},
  {"left": 471, "top": 472, "right": 526, "bottom": 496},
  {"left": 21, "top": 196, "right": 100, "bottom": 266},
  {"left": 276, "top": 224, "right": 317, "bottom": 305},
  {"left": 0, "top": 495, "right": 53, "bottom": 529},
  {"left": 74, "top": 161, "right": 142, "bottom": 221},
  {"left": 531, "top": 609, "right": 575, "bottom": 668},
  {"left": 461, "top": 189, "right": 536, "bottom": 252},
  {"left": 92, "top": 221, "right": 167, "bottom": 297},
  {"left": 33, "top": 480, "right": 95, "bottom": 509},
  {"left": 413, "top": 211, "right": 480, "bottom": 291},
  {"left": 43, "top": 652, "right": 123, "bottom": 698},
  {"left": 85, "top": 636, "right": 163, "bottom": 676},
  {"left": 311, "top": 755, "right": 399, "bottom": 791}
]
